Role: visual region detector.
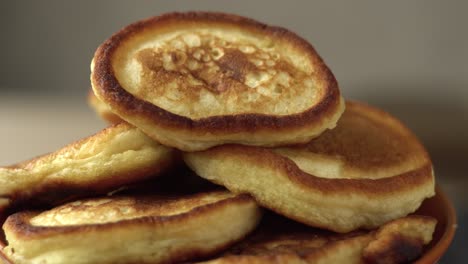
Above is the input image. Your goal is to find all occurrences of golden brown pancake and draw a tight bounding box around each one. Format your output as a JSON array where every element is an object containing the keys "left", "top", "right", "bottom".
[
  {"left": 197, "top": 213, "right": 436, "bottom": 264},
  {"left": 184, "top": 101, "right": 435, "bottom": 232},
  {"left": 2, "top": 190, "right": 261, "bottom": 264},
  {"left": 0, "top": 123, "right": 176, "bottom": 212},
  {"left": 87, "top": 89, "right": 122, "bottom": 124},
  {"left": 91, "top": 12, "right": 345, "bottom": 151}
]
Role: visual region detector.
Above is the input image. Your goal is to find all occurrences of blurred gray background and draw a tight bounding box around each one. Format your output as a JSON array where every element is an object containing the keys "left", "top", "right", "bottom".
[{"left": 0, "top": 1, "right": 466, "bottom": 262}]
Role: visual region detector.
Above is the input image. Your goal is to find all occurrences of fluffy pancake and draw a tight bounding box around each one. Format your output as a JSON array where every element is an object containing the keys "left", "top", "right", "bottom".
[
  {"left": 91, "top": 11, "right": 345, "bottom": 151},
  {"left": 87, "top": 89, "right": 122, "bottom": 124},
  {"left": 0, "top": 123, "right": 176, "bottom": 212},
  {"left": 2, "top": 191, "right": 261, "bottom": 264},
  {"left": 197, "top": 213, "right": 437, "bottom": 264},
  {"left": 184, "top": 101, "right": 435, "bottom": 232}
]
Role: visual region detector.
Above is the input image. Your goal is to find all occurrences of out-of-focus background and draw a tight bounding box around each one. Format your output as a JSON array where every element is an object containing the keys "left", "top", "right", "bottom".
[{"left": 0, "top": 1, "right": 466, "bottom": 262}]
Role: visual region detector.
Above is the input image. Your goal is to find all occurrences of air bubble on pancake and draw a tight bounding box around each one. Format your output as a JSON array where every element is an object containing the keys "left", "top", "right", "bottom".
[
  {"left": 239, "top": 45, "right": 255, "bottom": 53},
  {"left": 251, "top": 59, "right": 264, "bottom": 67},
  {"left": 129, "top": 32, "right": 316, "bottom": 118},
  {"left": 170, "top": 39, "right": 186, "bottom": 50},
  {"left": 162, "top": 53, "right": 175, "bottom": 70},
  {"left": 202, "top": 54, "right": 211, "bottom": 62},
  {"left": 276, "top": 72, "right": 291, "bottom": 87},
  {"left": 211, "top": 47, "right": 224, "bottom": 60},
  {"left": 257, "top": 86, "right": 271, "bottom": 96},
  {"left": 171, "top": 51, "right": 187, "bottom": 66},
  {"left": 273, "top": 84, "right": 283, "bottom": 94},
  {"left": 183, "top": 34, "right": 201, "bottom": 47},
  {"left": 193, "top": 49, "right": 205, "bottom": 60},
  {"left": 272, "top": 53, "right": 280, "bottom": 60},
  {"left": 245, "top": 73, "right": 258, "bottom": 88},
  {"left": 264, "top": 41, "right": 275, "bottom": 49}
]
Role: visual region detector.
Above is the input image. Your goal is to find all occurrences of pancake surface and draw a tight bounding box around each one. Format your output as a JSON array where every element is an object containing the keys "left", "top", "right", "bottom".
[
  {"left": 0, "top": 123, "right": 175, "bottom": 212},
  {"left": 91, "top": 11, "right": 344, "bottom": 151},
  {"left": 184, "top": 101, "right": 435, "bottom": 232},
  {"left": 2, "top": 191, "right": 261, "bottom": 264},
  {"left": 197, "top": 213, "right": 436, "bottom": 264}
]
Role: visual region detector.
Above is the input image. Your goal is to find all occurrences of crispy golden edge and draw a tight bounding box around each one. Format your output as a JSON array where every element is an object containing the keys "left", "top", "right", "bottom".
[
  {"left": 0, "top": 123, "right": 176, "bottom": 211},
  {"left": 91, "top": 12, "right": 343, "bottom": 136},
  {"left": 2, "top": 192, "right": 261, "bottom": 264},
  {"left": 198, "top": 216, "right": 437, "bottom": 264},
  {"left": 362, "top": 216, "right": 437, "bottom": 263},
  {"left": 2, "top": 192, "right": 253, "bottom": 240},
  {"left": 280, "top": 100, "right": 430, "bottom": 173},
  {"left": 185, "top": 100, "right": 433, "bottom": 196},
  {"left": 186, "top": 145, "right": 433, "bottom": 231},
  {"left": 184, "top": 146, "right": 432, "bottom": 198}
]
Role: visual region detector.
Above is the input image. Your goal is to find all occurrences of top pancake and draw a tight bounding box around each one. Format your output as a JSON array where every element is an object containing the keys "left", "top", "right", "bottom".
[{"left": 91, "top": 12, "right": 344, "bottom": 151}]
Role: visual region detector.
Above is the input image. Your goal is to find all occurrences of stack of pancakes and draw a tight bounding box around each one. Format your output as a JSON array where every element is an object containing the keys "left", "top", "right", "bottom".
[{"left": 0, "top": 12, "right": 436, "bottom": 264}]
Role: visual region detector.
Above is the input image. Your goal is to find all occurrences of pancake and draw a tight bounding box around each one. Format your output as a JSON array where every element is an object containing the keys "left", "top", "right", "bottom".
[
  {"left": 2, "top": 191, "right": 261, "bottom": 264},
  {"left": 87, "top": 89, "right": 122, "bottom": 124},
  {"left": 184, "top": 101, "right": 435, "bottom": 232},
  {"left": 91, "top": 11, "right": 345, "bottom": 151},
  {"left": 197, "top": 213, "right": 437, "bottom": 264},
  {"left": 0, "top": 123, "right": 176, "bottom": 212}
]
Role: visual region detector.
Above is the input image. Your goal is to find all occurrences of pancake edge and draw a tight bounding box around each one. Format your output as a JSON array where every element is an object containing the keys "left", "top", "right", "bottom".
[{"left": 91, "top": 11, "right": 344, "bottom": 151}]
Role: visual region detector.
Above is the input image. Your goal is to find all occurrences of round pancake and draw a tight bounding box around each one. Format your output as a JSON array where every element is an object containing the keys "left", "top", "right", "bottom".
[
  {"left": 2, "top": 191, "right": 261, "bottom": 264},
  {"left": 197, "top": 213, "right": 436, "bottom": 264},
  {"left": 0, "top": 123, "right": 176, "bottom": 212},
  {"left": 91, "top": 11, "right": 345, "bottom": 151},
  {"left": 184, "top": 101, "right": 435, "bottom": 232},
  {"left": 87, "top": 89, "right": 122, "bottom": 124}
]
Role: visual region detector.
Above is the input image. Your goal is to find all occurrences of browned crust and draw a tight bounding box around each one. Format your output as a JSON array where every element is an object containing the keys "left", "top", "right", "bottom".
[
  {"left": 91, "top": 11, "right": 342, "bottom": 134},
  {"left": 3, "top": 193, "right": 258, "bottom": 264},
  {"left": 362, "top": 216, "right": 437, "bottom": 264},
  {"left": 195, "top": 215, "right": 436, "bottom": 264},
  {"left": 3, "top": 193, "right": 253, "bottom": 241},
  {"left": 295, "top": 100, "right": 431, "bottom": 171},
  {"left": 5, "top": 153, "right": 175, "bottom": 209},
  {"left": 190, "top": 100, "right": 433, "bottom": 196},
  {"left": 363, "top": 233, "right": 424, "bottom": 264},
  {"left": 2, "top": 153, "right": 50, "bottom": 169},
  {"left": 197, "top": 144, "right": 433, "bottom": 196},
  {"left": 0, "top": 123, "right": 178, "bottom": 210}
]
